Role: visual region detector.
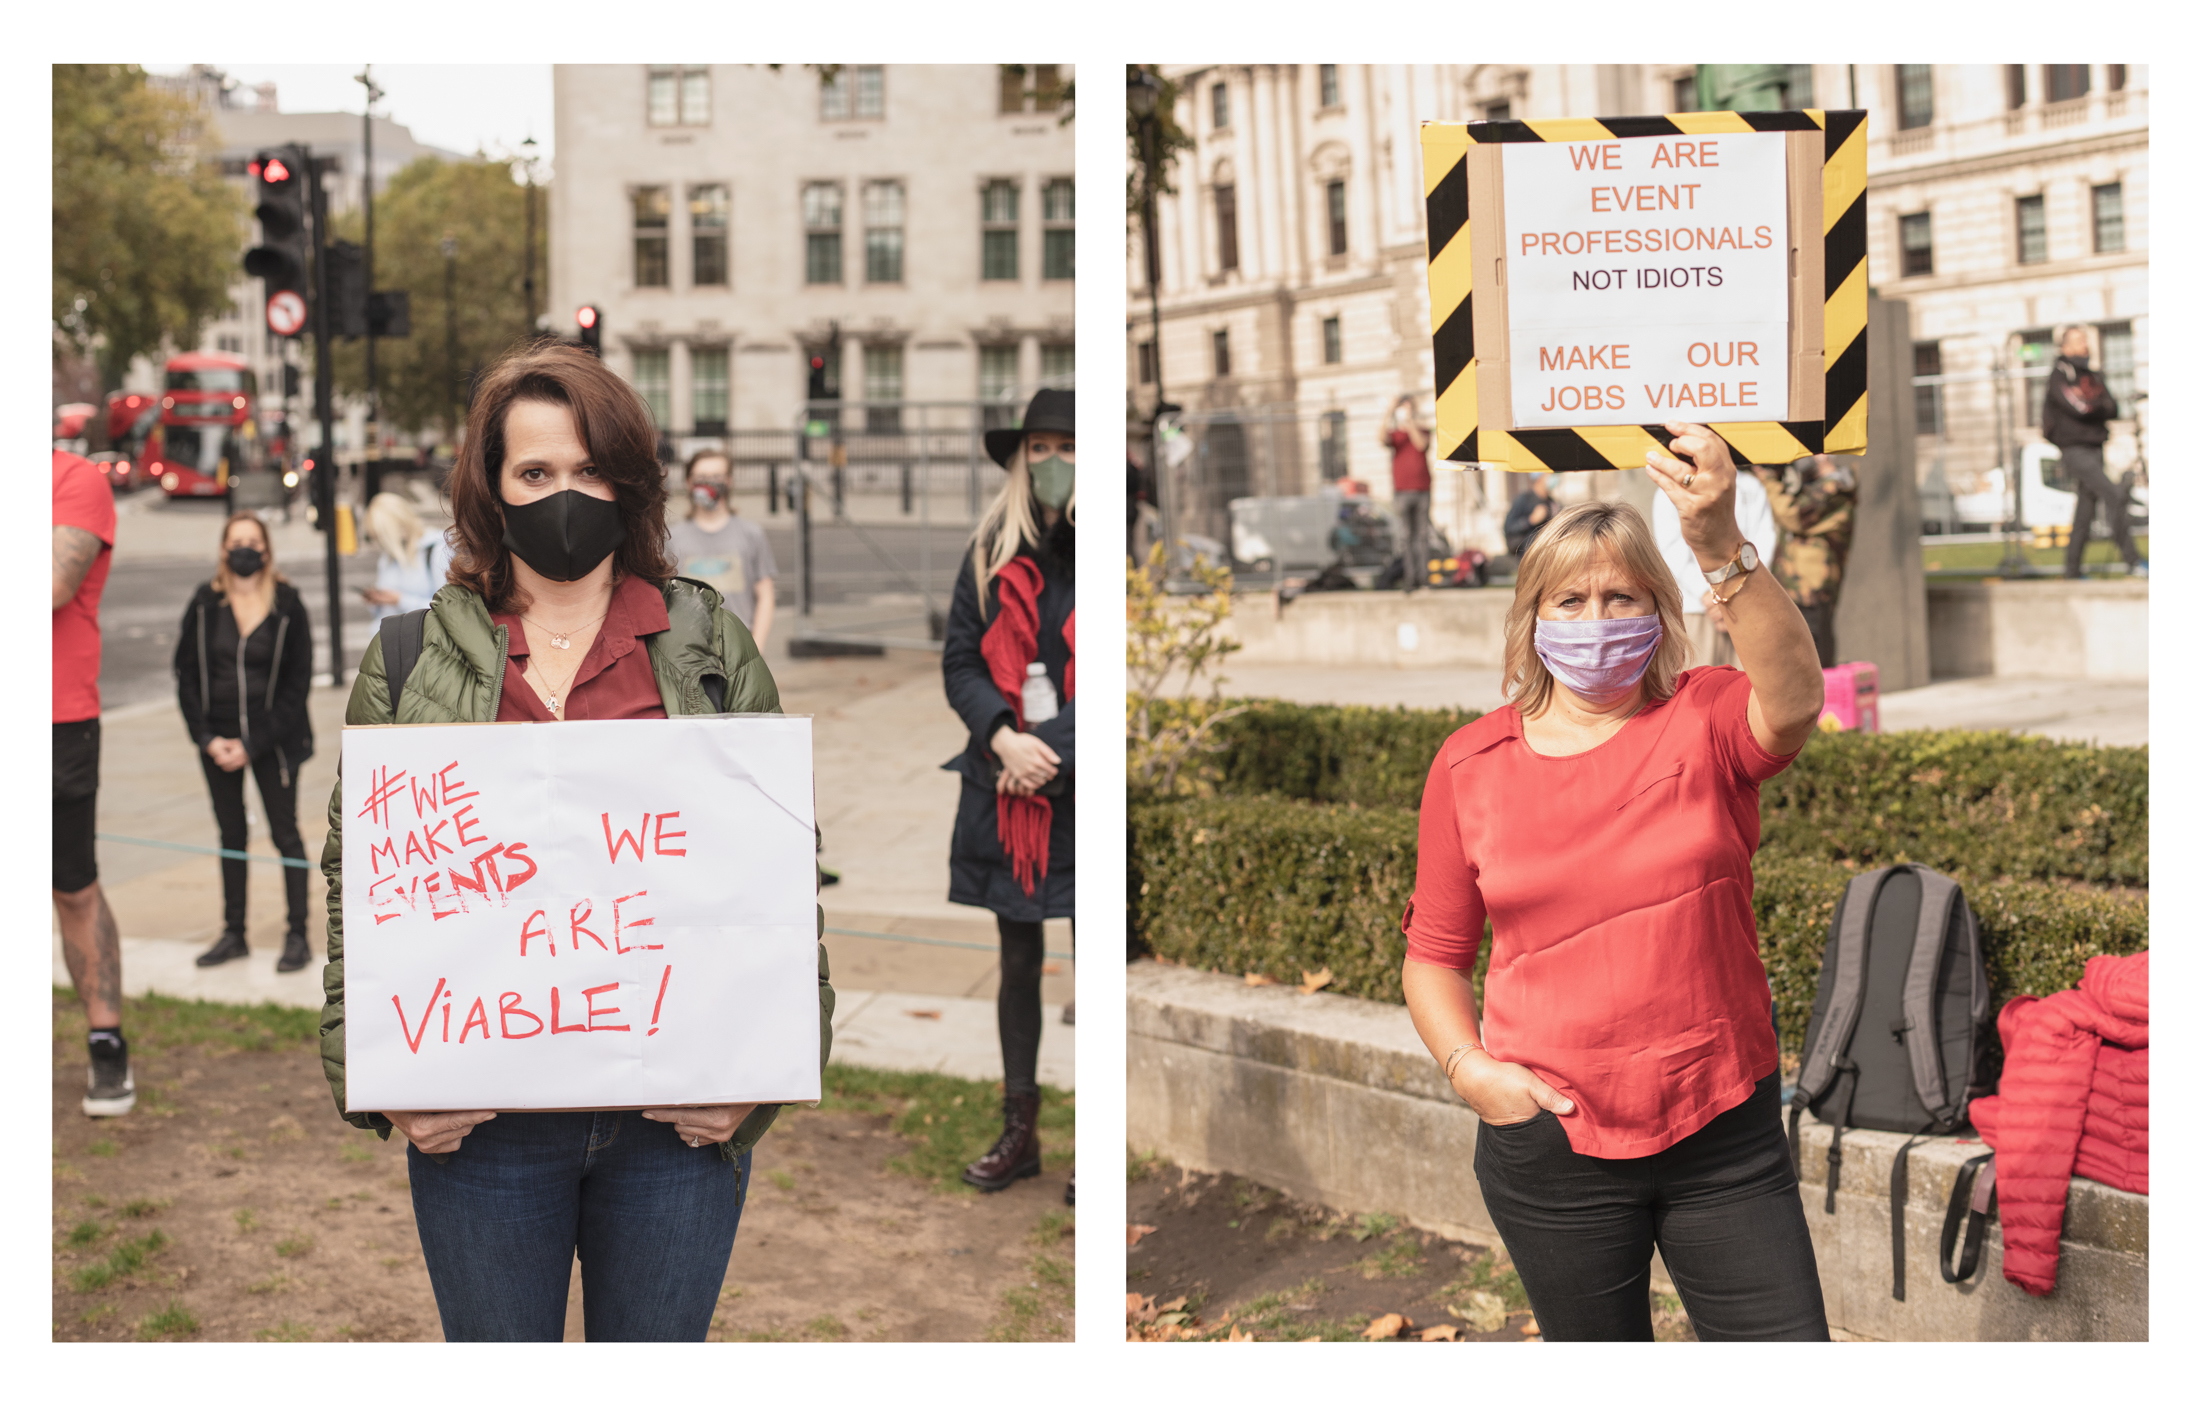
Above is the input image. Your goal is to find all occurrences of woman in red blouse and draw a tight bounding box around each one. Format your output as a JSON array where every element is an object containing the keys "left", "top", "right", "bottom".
[{"left": 1402, "top": 422, "right": 1829, "bottom": 1341}]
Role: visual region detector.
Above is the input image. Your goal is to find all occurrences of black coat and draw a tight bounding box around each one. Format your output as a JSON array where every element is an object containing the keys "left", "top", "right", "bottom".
[
  {"left": 941, "top": 516, "right": 1074, "bottom": 922},
  {"left": 2041, "top": 356, "right": 2118, "bottom": 449},
  {"left": 175, "top": 580, "right": 316, "bottom": 782}
]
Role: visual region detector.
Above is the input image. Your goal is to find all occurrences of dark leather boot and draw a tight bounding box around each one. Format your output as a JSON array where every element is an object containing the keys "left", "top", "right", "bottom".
[
  {"left": 962, "top": 1092, "right": 1042, "bottom": 1191},
  {"left": 195, "top": 930, "right": 249, "bottom": 967},
  {"left": 276, "top": 931, "right": 312, "bottom": 973}
]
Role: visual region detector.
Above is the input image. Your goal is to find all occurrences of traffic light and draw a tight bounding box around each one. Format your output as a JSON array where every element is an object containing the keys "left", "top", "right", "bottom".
[
  {"left": 576, "top": 305, "right": 602, "bottom": 355},
  {"left": 324, "top": 241, "right": 367, "bottom": 339},
  {"left": 807, "top": 354, "right": 829, "bottom": 403},
  {"left": 243, "top": 147, "right": 310, "bottom": 338}
]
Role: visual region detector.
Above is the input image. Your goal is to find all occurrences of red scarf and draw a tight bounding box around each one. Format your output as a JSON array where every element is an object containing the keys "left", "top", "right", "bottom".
[{"left": 980, "top": 557, "right": 1075, "bottom": 895}]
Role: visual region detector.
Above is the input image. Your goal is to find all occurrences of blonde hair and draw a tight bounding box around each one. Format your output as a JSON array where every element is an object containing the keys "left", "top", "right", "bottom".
[
  {"left": 364, "top": 491, "right": 424, "bottom": 564},
  {"left": 969, "top": 440, "right": 1076, "bottom": 616},
  {"left": 211, "top": 511, "right": 282, "bottom": 597},
  {"left": 1502, "top": 500, "right": 1691, "bottom": 718}
]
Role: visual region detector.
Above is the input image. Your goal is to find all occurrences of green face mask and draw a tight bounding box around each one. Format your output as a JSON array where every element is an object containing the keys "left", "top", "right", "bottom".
[{"left": 1029, "top": 454, "right": 1075, "bottom": 510}]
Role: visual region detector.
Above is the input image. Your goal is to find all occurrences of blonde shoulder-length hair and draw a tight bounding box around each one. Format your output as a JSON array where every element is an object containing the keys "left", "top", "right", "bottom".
[
  {"left": 1502, "top": 499, "right": 1691, "bottom": 717},
  {"left": 969, "top": 440, "right": 1075, "bottom": 616}
]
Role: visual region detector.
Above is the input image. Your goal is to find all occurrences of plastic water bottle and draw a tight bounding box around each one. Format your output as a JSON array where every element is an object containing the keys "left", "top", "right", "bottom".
[{"left": 1021, "top": 662, "right": 1058, "bottom": 724}]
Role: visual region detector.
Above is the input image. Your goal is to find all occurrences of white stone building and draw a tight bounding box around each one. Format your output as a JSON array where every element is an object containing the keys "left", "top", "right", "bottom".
[{"left": 549, "top": 63, "right": 1075, "bottom": 454}]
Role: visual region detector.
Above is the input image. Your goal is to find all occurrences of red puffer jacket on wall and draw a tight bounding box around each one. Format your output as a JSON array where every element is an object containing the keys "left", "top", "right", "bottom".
[{"left": 1966, "top": 950, "right": 2148, "bottom": 1297}]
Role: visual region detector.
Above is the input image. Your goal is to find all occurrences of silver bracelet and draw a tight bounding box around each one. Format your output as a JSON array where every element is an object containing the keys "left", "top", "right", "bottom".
[{"left": 1442, "top": 1041, "right": 1484, "bottom": 1082}]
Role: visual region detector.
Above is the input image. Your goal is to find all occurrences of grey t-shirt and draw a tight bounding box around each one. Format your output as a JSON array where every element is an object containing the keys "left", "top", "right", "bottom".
[{"left": 668, "top": 513, "right": 777, "bottom": 628}]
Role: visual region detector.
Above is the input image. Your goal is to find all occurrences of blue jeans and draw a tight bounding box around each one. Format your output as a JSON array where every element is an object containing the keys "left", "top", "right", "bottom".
[{"left": 406, "top": 1110, "right": 752, "bottom": 1341}]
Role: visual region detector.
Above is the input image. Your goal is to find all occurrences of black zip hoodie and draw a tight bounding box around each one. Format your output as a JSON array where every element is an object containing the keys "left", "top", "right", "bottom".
[{"left": 174, "top": 579, "right": 316, "bottom": 783}]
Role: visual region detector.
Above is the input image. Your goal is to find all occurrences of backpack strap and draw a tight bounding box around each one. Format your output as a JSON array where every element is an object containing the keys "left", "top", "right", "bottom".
[
  {"left": 1796, "top": 866, "right": 1896, "bottom": 1109},
  {"left": 1890, "top": 1133, "right": 1925, "bottom": 1301},
  {"left": 1939, "top": 1151, "right": 1997, "bottom": 1284},
  {"left": 378, "top": 608, "right": 428, "bottom": 715},
  {"left": 702, "top": 674, "right": 727, "bottom": 713},
  {"left": 1900, "top": 870, "right": 1963, "bottom": 1127}
]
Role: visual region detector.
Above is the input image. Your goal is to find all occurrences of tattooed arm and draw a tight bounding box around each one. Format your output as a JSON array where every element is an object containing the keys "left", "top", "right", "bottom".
[{"left": 54, "top": 524, "right": 104, "bottom": 610}]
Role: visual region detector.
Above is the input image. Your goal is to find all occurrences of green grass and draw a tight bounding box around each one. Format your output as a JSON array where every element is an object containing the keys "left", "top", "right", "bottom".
[
  {"left": 274, "top": 1234, "right": 314, "bottom": 1259},
  {"left": 339, "top": 1143, "right": 376, "bottom": 1163},
  {"left": 52, "top": 987, "right": 321, "bottom": 1056},
  {"left": 806, "top": 1315, "right": 849, "bottom": 1341},
  {"left": 87, "top": 1139, "right": 118, "bottom": 1158},
  {"left": 1348, "top": 1212, "right": 1399, "bottom": 1243},
  {"left": 121, "top": 1198, "right": 169, "bottom": 1219},
  {"left": 1128, "top": 1148, "right": 1165, "bottom": 1183},
  {"left": 136, "top": 1298, "right": 197, "bottom": 1340},
  {"left": 70, "top": 1229, "right": 171, "bottom": 1292},
  {"left": 254, "top": 1320, "right": 313, "bottom": 1342},
  {"left": 1921, "top": 535, "right": 2148, "bottom": 576},
  {"left": 1352, "top": 1238, "right": 1426, "bottom": 1280},
  {"left": 766, "top": 1169, "right": 796, "bottom": 1193},
  {"left": 987, "top": 1208, "right": 1077, "bottom": 1342},
  {"left": 234, "top": 1208, "right": 259, "bottom": 1234},
  {"left": 818, "top": 1064, "right": 1073, "bottom": 1194},
  {"left": 64, "top": 1220, "right": 106, "bottom": 1249},
  {"left": 1441, "top": 1250, "right": 1531, "bottom": 1315}
]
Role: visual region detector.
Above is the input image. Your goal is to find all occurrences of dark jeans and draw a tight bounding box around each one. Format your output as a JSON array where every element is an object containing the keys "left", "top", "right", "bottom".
[
  {"left": 199, "top": 747, "right": 307, "bottom": 938},
  {"left": 1394, "top": 490, "right": 1432, "bottom": 589},
  {"left": 997, "top": 916, "right": 1071, "bottom": 1096},
  {"left": 54, "top": 720, "right": 100, "bottom": 892},
  {"left": 1473, "top": 1073, "right": 1829, "bottom": 1341},
  {"left": 407, "top": 1110, "right": 752, "bottom": 1341},
  {"left": 1796, "top": 601, "right": 1837, "bottom": 669},
  {"left": 2058, "top": 442, "right": 2142, "bottom": 575}
]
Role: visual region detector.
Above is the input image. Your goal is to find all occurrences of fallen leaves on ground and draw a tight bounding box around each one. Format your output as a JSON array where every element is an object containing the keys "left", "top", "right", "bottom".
[
  {"left": 1420, "top": 1323, "right": 1460, "bottom": 1341},
  {"left": 1244, "top": 973, "right": 1278, "bottom": 987},
  {"left": 1126, "top": 1293, "right": 1203, "bottom": 1341},
  {"left": 1127, "top": 1223, "right": 1159, "bottom": 1247},
  {"left": 1361, "top": 1312, "right": 1412, "bottom": 1340},
  {"left": 1299, "top": 967, "right": 1334, "bottom": 995},
  {"left": 1451, "top": 1289, "right": 1508, "bottom": 1333}
]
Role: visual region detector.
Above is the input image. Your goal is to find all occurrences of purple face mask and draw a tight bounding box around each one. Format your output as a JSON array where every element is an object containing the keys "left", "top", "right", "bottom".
[{"left": 1534, "top": 615, "right": 1663, "bottom": 704}]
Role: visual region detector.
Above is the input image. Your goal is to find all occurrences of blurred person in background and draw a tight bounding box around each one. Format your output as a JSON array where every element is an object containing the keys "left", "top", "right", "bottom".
[
  {"left": 360, "top": 491, "right": 454, "bottom": 625},
  {"left": 1506, "top": 473, "right": 1558, "bottom": 559},
  {"left": 1753, "top": 455, "right": 1856, "bottom": 668},
  {"left": 943, "top": 388, "right": 1075, "bottom": 1204},
  {"left": 2043, "top": 324, "right": 2143, "bottom": 579},
  {"left": 669, "top": 449, "right": 777, "bottom": 650},
  {"left": 54, "top": 449, "right": 131, "bottom": 1115},
  {"left": 174, "top": 513, "right": 316, "bottom": 973},
  {"left": 1383, "top": 394, "right": 1432, "bottom": 591},
  {"left": 1658, "top": 463, "right": 1774, "bottom": 669}
]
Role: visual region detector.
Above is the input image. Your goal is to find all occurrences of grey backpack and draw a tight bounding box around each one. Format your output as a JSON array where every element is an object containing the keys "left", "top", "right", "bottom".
[{"left": 1788, "top": 864, "right": 1992, "bottom": 1299}]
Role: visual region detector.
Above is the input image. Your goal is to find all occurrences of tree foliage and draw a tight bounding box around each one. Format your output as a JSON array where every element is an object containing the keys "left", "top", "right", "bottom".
[
  {"left": 1125, "top": 65, "right": 1196, "bottom": 223},
  {"left": 53, "top": 65, "right": 244, "bottom": 389},
  {"left": 324, "top": 155, "right": 547, "bottom": 439}
]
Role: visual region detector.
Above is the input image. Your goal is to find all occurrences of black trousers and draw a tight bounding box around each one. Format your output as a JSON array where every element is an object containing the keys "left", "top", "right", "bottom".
[
  {"left": 996, "top": 916, "right": 1071, "bottom": 1097},
  {"left": 1796, "top": 601, "right": 1837, "bottom": 669},
  {"left": 199, "top": 749, "right": 308, "bottom": 939},
  {"left": 54, "top": 720, "right": 101, "bottom": 892},
  {"left": 2059, "top": 442, "right": 2142, "bottom": 575},
  {"left": 1472, "top": 1073, "right": 1829, "bottom": 1341}
]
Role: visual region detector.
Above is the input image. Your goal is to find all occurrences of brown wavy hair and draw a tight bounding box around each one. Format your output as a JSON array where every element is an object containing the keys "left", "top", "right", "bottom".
[
  {"left": 212, "top": 511, "right": 286, "bottom": 597},
  {"left": 1502, "top": 499, "right": 1691, "bottom": 718},
  {"left": 446, "top": 342, "right": 675, "bottom": 613}
]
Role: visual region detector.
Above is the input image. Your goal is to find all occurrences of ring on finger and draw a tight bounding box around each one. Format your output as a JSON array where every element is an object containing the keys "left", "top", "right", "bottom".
[{"left": 1682, "top": 472, "right": 1696, "bottom": 487}]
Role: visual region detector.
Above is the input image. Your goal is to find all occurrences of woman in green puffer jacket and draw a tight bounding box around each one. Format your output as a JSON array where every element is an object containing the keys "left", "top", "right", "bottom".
[{"left": 317, "top": 342, "right": 832, "bottom": 1342}]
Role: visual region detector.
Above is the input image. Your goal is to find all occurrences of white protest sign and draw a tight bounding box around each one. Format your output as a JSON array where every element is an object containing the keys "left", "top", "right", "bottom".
[
  {"left": 1503, "top": 131, "right": 1790, "bottom": 428},
  {"left": 340, "top": 716, "right": 818, "bottom": 1112}
]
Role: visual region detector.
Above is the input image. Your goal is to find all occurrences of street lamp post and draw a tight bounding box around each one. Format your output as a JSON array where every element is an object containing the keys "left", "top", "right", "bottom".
[
  {"left": 358, "top": 66, "right": 385, "bottom": 500},
  {"left": 442, "top": 236, "right": 460, "bottom": 442},
  {"left": 1128, "top": 66, "right": 1174, "bottom": 569},
  {"left": 521, "top": 135, "right": 540, "bottom": 335}
]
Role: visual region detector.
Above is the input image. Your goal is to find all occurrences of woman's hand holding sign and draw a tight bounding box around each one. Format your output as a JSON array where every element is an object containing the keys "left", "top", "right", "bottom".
[
  {"left": 642, "top": 1103, "right": 760, "bottom": 1147},
  {"left": 386, "top": 1108, "right": 498, "bottom": 1155},
  {"left": 1643, "top": 421, "right": 1746, "bottom": 570}
]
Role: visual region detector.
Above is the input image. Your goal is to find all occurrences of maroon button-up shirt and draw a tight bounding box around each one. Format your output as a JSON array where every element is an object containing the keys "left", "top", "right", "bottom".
[{"left": 493, "top": 572, "right": 671, "bottom": 722}]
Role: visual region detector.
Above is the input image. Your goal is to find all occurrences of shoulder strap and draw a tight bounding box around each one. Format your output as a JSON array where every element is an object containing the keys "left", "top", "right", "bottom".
[
  {"left": 1940, "top": 1151, "right": 1997, "bottom": 1285},
  {"left": 1797, "top": 866, "right": 1896, "bottom": 1105},
  {"left": 1901, "top": 870, "right": 1963, "bottom": 1126},
  {"left": 379, "top": 608, "right": 428, "bottom": 714}
]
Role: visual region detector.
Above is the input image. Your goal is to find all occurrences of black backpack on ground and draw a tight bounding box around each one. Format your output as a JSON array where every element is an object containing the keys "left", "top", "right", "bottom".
[{"left": 1788, "top": 863, "right": 1992, "bottom": 1300}]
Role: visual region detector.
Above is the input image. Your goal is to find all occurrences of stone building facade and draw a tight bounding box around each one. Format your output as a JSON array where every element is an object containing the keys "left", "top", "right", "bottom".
[{"left": 550, "top": 63, "right": 1075, "bottom": 455}]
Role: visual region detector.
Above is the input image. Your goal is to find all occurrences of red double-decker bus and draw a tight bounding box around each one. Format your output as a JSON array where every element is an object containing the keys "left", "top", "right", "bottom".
[{"left": 146, "top": 353, "right": 268, "bottom": 499}]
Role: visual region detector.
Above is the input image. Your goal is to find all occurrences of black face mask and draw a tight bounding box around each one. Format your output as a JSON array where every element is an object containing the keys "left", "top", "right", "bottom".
[
  {"left": 501, "top": 489, "right": 627, "bottom": 582},
  {"left": 226, "top": 546, "right": 266, "bottom": 577}
]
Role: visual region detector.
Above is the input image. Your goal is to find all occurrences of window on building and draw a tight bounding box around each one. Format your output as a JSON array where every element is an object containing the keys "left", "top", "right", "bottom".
[
  {"left": 690, "top": 184, "right": 728, "bottom": 287},
  {"left": 1137, "top": 341, "right": 1155, "bottom": 385},
  {"left": 1212, "top": 81, "right": 1229, "bottom": 130},
  {"left": 1899, "top": 211, "right": 1933, "bottom": 277},
  {"left": 1321, "top": 315, "right": 1342, "bottom": 364},
  {"left": 1896, "top": 65, "right": 1933, "bottom": 129},
  {"left": 979, "top": 345, "right": 1020, "bottom": 403},
  {"left": 822, "top": 65, "right": 885, "bottom": 120},
  {"left": 1032, "top": 65, "right": 1063, "bottom": 112},
  {"left": 2046, "top": 65, "right": 2090, "bottom": 103},
  {"left": 1672, "top": 75, "right": 1696, "bottom": 112},
  {"left": 1042, "top": 178, "right": 1074, "bottom": 280},
  {"left": 981, "top": 180, "right": 1019, "bottom": 280},
  {"left": 691, "top": 347, "right": 729, "bottom": 434},
  {"left": 865, "top": 345, "right": 903, "bottom": 433},
  {"left": 1319, "top": 65, "right": 1340, "bottom": 108},
  {"left": 2092, "top": 183, "right": 2124, "bottom": 253},
  {"left": 1041, "top": 343, "right": 1073, "bottom": 387},
  {"left": 632, "top": 186, "right": 670, "bottom": 288},
  {"left": 864, "top": 181, "right": 904, "bottom": 284},
  {"left": 1325, "top": 180, "right": 1348, "bottom": 256},
  {"left": 2107, "top": 65, "right": 2127, "bottom": 92},
  {"left": 998, "top": 66, "right": 1026, "bottom": 113},
  {"left": 631, "top": 349, "right": 670, "bottom": 428},
  {"left": 1215, "top": 183, "right": 1239, "bottom": 272},
  {"left": 2016, "top": 194, "right": 2047, "bottom": 265},
  {"left": 1212, "top": 328, "right": 1231, "bottom": 378},
  {"left": 803, "top": 183, "right": 843, "bottom": 284},
  {"left": 2019, "top": 328, "right": 2055, "bottom": 425},
  {"left": 1318, "top": 409, "right": 1348, "bottom": 480},
  {"left": 1483, "top": 100, "right": 1512, "bottom": 122},
  {"left": 1913, "top": 341, "right": 1943, "bottom": 435},
  {"left": 2098, "top": 320, "right": 2136, "bottom": 406},
  {"left": 647, "top": 67, "right": 710, "bottom": 127},
  {"left": 2005, "top": 65, "right": 2027, "bottom": 109}
]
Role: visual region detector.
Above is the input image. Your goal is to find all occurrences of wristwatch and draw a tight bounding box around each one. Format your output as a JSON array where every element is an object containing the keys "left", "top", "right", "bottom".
[{"left": 1703, "top": 541, "right": 1759, "bottom": 585}]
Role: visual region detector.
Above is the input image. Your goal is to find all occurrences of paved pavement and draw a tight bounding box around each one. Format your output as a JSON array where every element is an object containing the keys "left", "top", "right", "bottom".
[{"left": 1211, "top": 663, "right": 2147, "bottom": 747}]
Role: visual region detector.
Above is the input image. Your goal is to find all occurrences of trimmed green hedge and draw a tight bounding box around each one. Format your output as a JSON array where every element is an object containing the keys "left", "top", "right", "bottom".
[
  {"left": 1196, "top": 701, "right": 2147, "bottom": 886},
  {"left": 1130, "top": 794, "right": 2150, "bottom": 1065}
]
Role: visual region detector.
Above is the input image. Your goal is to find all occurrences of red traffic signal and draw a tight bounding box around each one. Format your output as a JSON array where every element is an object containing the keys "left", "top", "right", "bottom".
[
  {"left": 576, "top": 306, "right": 599, "bottom": 330},
  {"left": 575, "top": 305, "right": 602, "bottom": 355}
]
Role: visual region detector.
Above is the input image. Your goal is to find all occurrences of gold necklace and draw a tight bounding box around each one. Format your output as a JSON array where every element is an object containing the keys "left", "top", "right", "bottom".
[
  {"left": 528, "top": 651, "right": 587, "bottom": 717},
  {"left": 520, "top": 608, "right": 609, "bottom": 651}
]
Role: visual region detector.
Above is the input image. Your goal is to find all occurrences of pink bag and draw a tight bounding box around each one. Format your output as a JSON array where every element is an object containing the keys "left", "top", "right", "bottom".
[{"left": 1818, "top": 661, "right": 1879, "bottom": 733}]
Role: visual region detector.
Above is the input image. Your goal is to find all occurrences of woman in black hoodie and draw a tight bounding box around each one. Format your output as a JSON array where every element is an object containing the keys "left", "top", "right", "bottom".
[
  {"left": 174, "top": 512, "right": 316, "bottom": 971},
  {"left": 941, "top": 388, "right": 1074, "bottom": 1203}
]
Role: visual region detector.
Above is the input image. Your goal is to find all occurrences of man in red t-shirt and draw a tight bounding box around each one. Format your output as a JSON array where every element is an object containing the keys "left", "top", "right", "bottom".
[
  {"left": 1383, "top": 394, "right": 1433, "bottom": 592},
  {"left": 53, "top": 450, "right": 131, "bottom": 1116}
]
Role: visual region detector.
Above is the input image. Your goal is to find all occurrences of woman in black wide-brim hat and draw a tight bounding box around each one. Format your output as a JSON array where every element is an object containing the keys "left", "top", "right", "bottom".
[{"left": 941, "top": 387, "right": 1075, "bottom": 1205}]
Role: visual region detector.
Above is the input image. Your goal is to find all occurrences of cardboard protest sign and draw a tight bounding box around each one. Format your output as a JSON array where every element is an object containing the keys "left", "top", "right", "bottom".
[
  {"left": 340, "top": 716, "right": 819, "bottom": 1113},
  {"left": 1419, "top": 109, "right": 1868, "bottom": 471}
]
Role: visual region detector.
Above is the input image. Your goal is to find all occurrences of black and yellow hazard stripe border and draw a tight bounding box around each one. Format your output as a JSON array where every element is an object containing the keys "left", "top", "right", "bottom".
[{"left": 1422, "top": 109, "right": 1867, "bottom": 472}]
